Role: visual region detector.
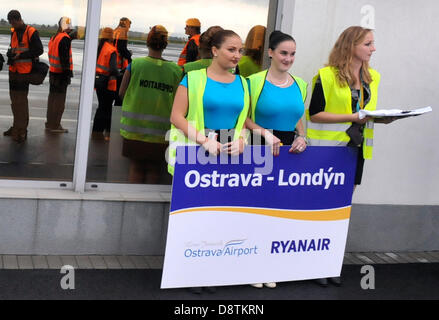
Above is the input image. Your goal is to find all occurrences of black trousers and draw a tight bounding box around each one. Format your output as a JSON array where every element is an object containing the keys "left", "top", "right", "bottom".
[
  {"left": 46, "top": 73, "right": 70, "bottom": 129},
  {"left": 93, "top": 87, "right": 115, "bottom": 133},
  {"left": 9, "top": 71, "right": 30, "bottom": 135}
]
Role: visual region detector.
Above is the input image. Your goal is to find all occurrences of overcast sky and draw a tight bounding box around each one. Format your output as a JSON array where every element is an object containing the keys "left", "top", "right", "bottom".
[{"left": 0, "top": 0, "right": 270, "bottom": 39}]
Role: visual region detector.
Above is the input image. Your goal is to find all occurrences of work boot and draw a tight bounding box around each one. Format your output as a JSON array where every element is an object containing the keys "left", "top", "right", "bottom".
[
  {"left": 49, "top": 126, "right": 69, "bottom": 133},
  {"left": 314, "top": 278, "right": 328, "bottom": 287},
  {"left": 188, "top": 287, "right": 202, "bottom": 294},
  {"left": 329, "top": 277, "right": 342, "bottom": 287},
  {"left": 91, "top": 131, "right": 105, "bottom": 140},
  {"left": 204, "top": 286, "right": 217, "bottom": 293},
  {"left": 12, "top": 130, "right": 27, "bottom": 143},
  {"left": 3, "top": 127, "right": 14, "bottom": 136}
]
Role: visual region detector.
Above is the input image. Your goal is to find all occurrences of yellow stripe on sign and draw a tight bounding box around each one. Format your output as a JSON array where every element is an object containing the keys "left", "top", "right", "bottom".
[{"left": 170, "top": 206, "right": 351, "bottom": 221}]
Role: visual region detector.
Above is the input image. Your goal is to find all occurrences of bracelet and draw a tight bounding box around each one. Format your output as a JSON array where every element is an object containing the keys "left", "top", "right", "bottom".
[{"left": 295, "top": 134, "right": 308, "bottom": 144}]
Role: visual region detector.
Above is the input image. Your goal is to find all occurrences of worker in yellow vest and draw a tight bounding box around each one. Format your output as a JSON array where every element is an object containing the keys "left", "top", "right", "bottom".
[
  {"left": 177, "top": 18, "right": 201, "bottom": 67},
  {"left": 5, "top": 10, "right": 43, "bottom": 143},
  {"left": 237, "top": 25, "right": 266, "bottom": 77},
  {"left": 119, "top": 25, "right": 182, "bottom": 184},
  {"left": 307, "top": 26, "right": 395, "bottom": 287},
  {"left": 46, "top": 16, "right": 75, "bottom": 133}
]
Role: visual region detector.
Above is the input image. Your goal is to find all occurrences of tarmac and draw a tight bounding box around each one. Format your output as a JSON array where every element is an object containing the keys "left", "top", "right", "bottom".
[
  {"left": 0, "top": 252, "right": 438, "bottom": 301},
  {"left": 0, "top": 34, "right": 182, "bottom": 183}
]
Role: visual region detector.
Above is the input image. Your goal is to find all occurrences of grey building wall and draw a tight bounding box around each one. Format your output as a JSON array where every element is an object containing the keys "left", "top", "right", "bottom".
[
  {"left": 280, "top": 0, "right": 439, "bottom": 253},
  {"left": 0, "top": 194, "right": 170, "bottom": 255},
  {"left": 284, "top": 0, "right": 439, "bottom": 206},
  {"left": 0, "top": 195, "right": 438, "bottom": 255}
]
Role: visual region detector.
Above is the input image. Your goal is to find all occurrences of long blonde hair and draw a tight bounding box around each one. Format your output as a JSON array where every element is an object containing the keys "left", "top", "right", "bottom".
[{"left": 327, "top": 26, "right": 373, "bottom": 87}]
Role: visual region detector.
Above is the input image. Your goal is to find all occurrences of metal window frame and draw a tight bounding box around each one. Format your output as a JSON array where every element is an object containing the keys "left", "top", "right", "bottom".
[
  {"left": 0, "top": 0, "right": 102, "bottom": 191},
  {"left": 262, "top": 0, "right": 296, "bottom": 68},
  {"left": 72, "top": 0, "right": 102, "bottom": 192},
  {"left": 276, "top": 0, "right": 296, "bottom": 32},
  {"left": 0, "top": 0, "right": 286, "bottom": 195}
]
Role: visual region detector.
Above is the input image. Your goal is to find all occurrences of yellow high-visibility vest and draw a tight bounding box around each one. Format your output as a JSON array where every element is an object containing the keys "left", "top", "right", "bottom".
[
  {"left": 306, "top": 66, "right": 380, "bottom": 159},
  {"left": 121, "top": 57, "right": 182, "bottom": 144},
  {"left": 167, "top": 69, "right": 250, "bottom": 175},
  {"left": 247, "top": 69, "right": 308, "bottom": 122}
]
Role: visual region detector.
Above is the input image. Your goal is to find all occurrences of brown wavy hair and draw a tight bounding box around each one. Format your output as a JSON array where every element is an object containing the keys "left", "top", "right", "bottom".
[
  {"left": 199, "top": 26, "right": 224, "bottom": 58},
  {"left": 327, "top": 26, "right": 373, "bottom": 87}
]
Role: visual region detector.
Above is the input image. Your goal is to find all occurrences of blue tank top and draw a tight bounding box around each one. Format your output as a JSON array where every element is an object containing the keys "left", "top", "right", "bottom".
[
  {"left": 254, "top": 80, "right": 304, "bottom": 131},
  {"left": 180, "top": 74, "right": 244, "bottom": 130}
]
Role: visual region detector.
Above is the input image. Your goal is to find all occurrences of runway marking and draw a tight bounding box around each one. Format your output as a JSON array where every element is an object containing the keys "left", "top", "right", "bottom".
[{"left": 0, "top": 115, "right": 78, "bottom": 123}]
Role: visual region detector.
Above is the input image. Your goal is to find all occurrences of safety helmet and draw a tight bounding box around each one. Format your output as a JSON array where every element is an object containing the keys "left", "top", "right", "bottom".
[
  {"left": 100, "top": 27, "right": 114, "bottom": 40},
  {"left": 59, "top": 16, "right": 72, "bottom": 32},
  {"left": 186, "top": 18, "right": 201, "bottom": 27}
]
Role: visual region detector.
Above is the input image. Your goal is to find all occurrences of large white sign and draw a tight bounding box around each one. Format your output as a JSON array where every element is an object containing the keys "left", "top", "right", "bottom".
[{"left": 161, "top": 146, "right": 357, "bottom": 288}]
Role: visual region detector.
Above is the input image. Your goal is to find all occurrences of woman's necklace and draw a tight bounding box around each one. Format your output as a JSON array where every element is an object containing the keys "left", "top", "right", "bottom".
[{"left": 268, "top": 73, "right": 290, "bottom": 87}]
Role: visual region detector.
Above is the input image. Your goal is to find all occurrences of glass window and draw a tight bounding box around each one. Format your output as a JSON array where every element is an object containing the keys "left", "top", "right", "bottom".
[
  {"left": 86, "top": 0, "right": 271, "bottom": 185},
  {"left": 0, "top": 0, "right": 87, "bottom": 181}
]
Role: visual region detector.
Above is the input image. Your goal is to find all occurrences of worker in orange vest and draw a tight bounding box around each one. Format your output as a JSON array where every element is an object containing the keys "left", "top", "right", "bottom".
[
  {"left": 92, "top": 27, "right": 119, "bottom": 141},
  {"left": 46, "top": 16, "right": 76, "bottom": 134},
  {"left": 113, "top": 17, "right": 132, "bottom": 106},
  {"left": 5, "top": 10, "right": 43, "bottom": 143},
  {"left": 177, "top": 18, "right": 201, "bottom": 67}
]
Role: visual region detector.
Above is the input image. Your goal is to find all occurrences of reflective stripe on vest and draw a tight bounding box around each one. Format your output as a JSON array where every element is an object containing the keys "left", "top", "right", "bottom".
[
  {"left": 120, "top": 56, "right": 182, "bottom": 144},
  {"left": 107, "top": 76, "right": 117, "bottom": 92},
  {"left": 96, "top": 64, "right": 110, "bottom": 72},
  {"left": 177, "top": 34, "right": 200, "bottom": 67},
  {"left": 9, "top": 25, "right": 36, "bottom": 74},
  {"left": 306, "top": 66, "right": 380, "bottom": 159},
  {"left": 167, "top": 69, "right": 250, "bottom": 175},
  {"left": 122, "top": 111, "right": 170, "bottom": 124},
  {"left": 48, "top": 32, "right": 73, "bottom": 73},
  {"left": 247, "top": 69, "right": 308, "bottom": 123},
  {"left": 120, "top": 124, "right": 168, "bottom": 136}
]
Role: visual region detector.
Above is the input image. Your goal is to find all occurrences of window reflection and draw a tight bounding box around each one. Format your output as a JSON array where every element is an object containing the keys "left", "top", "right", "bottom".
[
  {"left": 0, "top": 0, "right": 86, "bottom": 180},
  {"left": 238, "top": 25, "right": 266, "bottom": 77},
  {"left": 87, "top": 0, "right": 270, "bottom": 185}
]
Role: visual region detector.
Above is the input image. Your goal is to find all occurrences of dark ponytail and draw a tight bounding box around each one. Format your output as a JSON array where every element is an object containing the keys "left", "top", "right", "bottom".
[{"left": 269, "top": 30, "right": 295, "bottom": 50}]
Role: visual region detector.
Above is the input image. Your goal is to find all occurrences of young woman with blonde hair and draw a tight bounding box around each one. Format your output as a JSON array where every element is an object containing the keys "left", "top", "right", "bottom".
[{"left": 307, "top": 26, "right": 394, "bottom": 286}]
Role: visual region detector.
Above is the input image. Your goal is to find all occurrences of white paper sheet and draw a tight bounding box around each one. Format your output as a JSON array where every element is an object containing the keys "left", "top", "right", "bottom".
[{"left": 359, "top": 106, "right": 432, "bottom": 119}]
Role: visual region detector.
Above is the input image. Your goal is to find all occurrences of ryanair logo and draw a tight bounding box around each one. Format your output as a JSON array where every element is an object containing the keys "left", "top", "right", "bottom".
[{"left": 271, "top": 238, "right": 331, "bottom": 254}]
